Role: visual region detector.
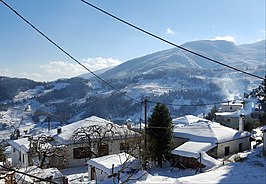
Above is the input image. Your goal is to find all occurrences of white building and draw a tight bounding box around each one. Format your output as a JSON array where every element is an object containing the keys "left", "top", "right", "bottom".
[
  {"left": 9, "top": 138, "right": 30, "bottom": 168},
  {"left": 219, "top": 101, "right": 243, "bottom": 112},
  {"left": 87, "top": 152, "right": 140, "bottom": 182},
  {"left": 215, "top": 99, "right": 263, "bottom": 130},
  {"left": 171, "top": 115, "right": 251, "bottom": 169},
  {"left": 215, "top": 111, "right": 241, "bottom": 129},
  {"left": 9, "top": 116, "right": 140, "bottom": 168}
]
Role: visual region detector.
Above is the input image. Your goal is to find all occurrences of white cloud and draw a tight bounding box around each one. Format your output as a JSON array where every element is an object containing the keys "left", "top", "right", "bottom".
[
  {"left": 0, "top": 68, "right": 11, "bottom": 77},
  {"left": 210, "top": 35, "right": 236, "bottom": 44},
  {"left": 40, "top": 57, "right": 121, "bottom": 78},
  {"left": 80, "top": 57, "right": 121, "bottom": 71},
  {"left": 166, "top": 28, "right": 175, "bottom": 35},
  {"left": 22, "top": 72, "right": 42, "bottom": 79}
]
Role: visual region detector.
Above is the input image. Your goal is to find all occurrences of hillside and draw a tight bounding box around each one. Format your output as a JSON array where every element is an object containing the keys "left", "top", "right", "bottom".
[{"left": 0, "top": 40, "right": 265, "bottom": 141}]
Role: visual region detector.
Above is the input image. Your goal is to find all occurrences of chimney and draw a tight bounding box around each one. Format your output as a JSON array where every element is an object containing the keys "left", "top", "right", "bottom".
[
  {"left": 126, "top": 119, "right": 132, "bottom": 129},
  {"left": 127, "top": 122, "right": 132, "bottom": 129},
  {"left": 16, "top": 129, "right": 20, "bottom": 139},
  {"left": 57, "top": 126, "right": 62, "bottom": 134},
  {"left": 239, "top": 113, "right": 245, "bottom": 132}
]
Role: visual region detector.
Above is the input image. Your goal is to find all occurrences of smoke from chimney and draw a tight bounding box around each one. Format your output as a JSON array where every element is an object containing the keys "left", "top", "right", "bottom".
[{"left": 239, "top": 113, "right": 244, "bottom": 132}]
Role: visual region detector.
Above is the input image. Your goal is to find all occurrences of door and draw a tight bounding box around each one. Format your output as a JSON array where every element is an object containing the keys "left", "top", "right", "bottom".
[
  {"left": 91, "top": 167, "right": 96, "bottom": 180},
  {"left": 225, "top": 146, "right": 230, "bottom": 156}
]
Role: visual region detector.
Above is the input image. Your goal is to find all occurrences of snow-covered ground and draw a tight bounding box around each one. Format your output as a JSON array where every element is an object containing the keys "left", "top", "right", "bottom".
[
  {"left": 61, "top": 145, "right": 265, "bottom": 184},
  {"left": 137, "top": 145, "right": 265, "bottom": 184}
]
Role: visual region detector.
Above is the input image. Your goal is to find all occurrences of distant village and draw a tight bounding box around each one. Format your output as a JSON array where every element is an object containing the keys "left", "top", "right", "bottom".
[{"left": 0, "top": 78, "right": 265, "bottom": 184}]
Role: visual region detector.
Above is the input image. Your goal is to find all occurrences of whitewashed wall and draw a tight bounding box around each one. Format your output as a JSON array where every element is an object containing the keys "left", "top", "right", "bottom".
[
  {"left": 220, "top": 104, "right": 242, "bottom": 112},
  {"left": 216, "top": 137, "right": 250, "bottom": 158},
  {"left": 66, "top": 140, "right": 122, "bottom": 168},
  {"left": 10, "top": 146, "right": 29, "bottom": 167},
  {"left": 88, "top": 165, "right": 109, "bottom": 181}
]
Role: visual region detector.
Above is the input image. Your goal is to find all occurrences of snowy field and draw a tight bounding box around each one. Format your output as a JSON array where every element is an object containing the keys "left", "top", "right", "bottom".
[{"left": 62, "top": 145, "right": 265, "bottom": 184}]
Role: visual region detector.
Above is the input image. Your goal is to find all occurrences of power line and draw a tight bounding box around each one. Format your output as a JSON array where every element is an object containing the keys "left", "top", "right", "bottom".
[
  {"left": 80, "top": 0, "right": 264, "bottom": 80},
  {"left": 0, "top": 165, "right": 58, "bottom": 184},
  {"left": 0, "top": 0, "right": 140, "bottom": 104},
  {"left": 147, "top": 99, "right": 240, "bottom": 107}
]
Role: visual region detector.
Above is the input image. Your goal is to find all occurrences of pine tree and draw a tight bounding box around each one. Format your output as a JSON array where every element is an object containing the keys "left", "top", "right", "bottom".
[
  {"left": 206, "top": 105, "right": 218, "bottom": 121},
  {"left": 247, "top": 75, "right": 266, "bottom": 125},
  {"left": 146, "top": 103, "right": 173, "bottom": 167}
]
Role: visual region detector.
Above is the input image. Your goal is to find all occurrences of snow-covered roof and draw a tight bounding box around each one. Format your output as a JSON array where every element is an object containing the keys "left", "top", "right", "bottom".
[
  {"left": 87, "top": 152, "right": 137, "bottom": 175},
  {"left": 171, "top": 141, "right": 216, "bottom": 158},
  {"left": 47, "top": 116, "right": 140, "bottom": 145},
  {"left": 171, "top": 142, "right": 222, "bottom": 170},
  {"left": 221, "top": 101, "right": 243, "bottom": 106},
  {"left": 131, "top": 123, "right": 145, "bottom": 130},
  {"left": 16, "top": 166, "right": 63, "bottom": 183},
  {"left": 9, "top": 137, "right": 30, "bottom": 152},
  {"left": 9, "top": 116, "right": 140, "bottom": 151},
  {"left": 215, "top": 111, "right": 240, "bottom": 117},
  {"left": 172, "top": 115, "right": 250, "bottom": 144}
]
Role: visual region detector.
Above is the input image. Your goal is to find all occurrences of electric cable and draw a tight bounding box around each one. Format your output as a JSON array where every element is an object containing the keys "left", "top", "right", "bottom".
[
  {"left": 0, "top": 0, "right": 140, "bottom": 104},
  {"left": 0, "top": 165, "right": 58, "bottom": 184},
  {"left": 80, "top": 0, "right": 264, "bottom": 80},
  {"left": 147, "top": 99, "right": 238, "bottom": 107}
]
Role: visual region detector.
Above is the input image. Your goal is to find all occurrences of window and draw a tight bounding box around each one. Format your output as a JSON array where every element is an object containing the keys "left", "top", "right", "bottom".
[
  {"left": 98, "top": 144, "right": 108, "bottom": 156},
  {"left": 230, "top": 107, "right": 233, "bottom": 110},
  {"left": 19, "top": 151, "right": 22, "bottom": 161},
  {"left": 13, "top": 147, "right": 16, "bottom": 153},
  {"left": 225, "top": 146, "right": 230, "bottom": 156},
  {"left": 91, "top": 167, "right": 96, "bottom": 180},
  {"left": 227, "top": 119, "right": 230, "bottom": 122},
  {"left": 73, "top": 147, "right": 92, "bottom": 159},
  {"left": 239, "top": 143, "right": 243, "bottom": 152},
  {"left": 22, "top": 154, "right": 25, "bottom": 164},
  {"left": 120, "top": 142, "right": 129, "bottom": 152}
]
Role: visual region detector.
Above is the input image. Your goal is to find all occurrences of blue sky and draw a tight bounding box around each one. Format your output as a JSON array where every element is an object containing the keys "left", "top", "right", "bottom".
[{"left": 0, "top": 0, "right": 265, "bottom": 81}]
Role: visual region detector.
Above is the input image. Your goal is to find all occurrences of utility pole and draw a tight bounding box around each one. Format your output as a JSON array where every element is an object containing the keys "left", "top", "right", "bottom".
[
  {"left": 144, "top": 99, "right": 147, "bottom": 149},
  {"left": 143, "top": 99, "right": 148, "bottom": 169},
  {"left": 48, "top": 116, "right": 51, "bottom": 131}
]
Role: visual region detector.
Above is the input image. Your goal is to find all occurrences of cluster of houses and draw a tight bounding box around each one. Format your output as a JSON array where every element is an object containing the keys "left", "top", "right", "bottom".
[
  {"left": 214, "top": 99, "right": 264, "bottom": 130},
  {"left": 1, "top": 102, "right": 265, "bottom": 183}
]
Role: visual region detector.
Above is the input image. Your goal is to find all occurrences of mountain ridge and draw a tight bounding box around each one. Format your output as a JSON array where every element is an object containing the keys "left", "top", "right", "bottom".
[
  {"left": 98, "top": 40, "right": 265, "bottom": 81},
  {"left": 0, "top": 39, "right": 265, "bottom": 141}
]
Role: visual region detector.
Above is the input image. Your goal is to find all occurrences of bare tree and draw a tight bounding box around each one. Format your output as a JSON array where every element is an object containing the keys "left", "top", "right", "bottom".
[
  {"left": 71, "top": 123, "right": 126, "bottom": 157},
  {"left": 109, "top": 153, "right": 146, "bottom": 184},
  {"left": 28, "top": 135, "right": 67, "bottom": 169},
  {"left": 70, "top": 121, "right": 142, "bottom": 178}
]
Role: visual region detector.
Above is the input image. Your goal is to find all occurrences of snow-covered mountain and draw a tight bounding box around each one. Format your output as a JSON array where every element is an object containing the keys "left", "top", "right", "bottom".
[
  {"left": 77, "top": 66, "right": 114, "bottom": 79},
  {"left": 100, "top": 40, "right": 265, "bottom": 79},
  {"left": 0, "top": 40, "right": 265, "bottom": 141}
]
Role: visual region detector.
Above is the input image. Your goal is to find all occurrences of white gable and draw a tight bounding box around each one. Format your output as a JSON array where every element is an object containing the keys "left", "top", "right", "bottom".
[
  {"left": 87, "top": 152, "right": 136, "bottom": 175},
  {"left": 9, "top": 137, "right": 30, "bottom": 152}
]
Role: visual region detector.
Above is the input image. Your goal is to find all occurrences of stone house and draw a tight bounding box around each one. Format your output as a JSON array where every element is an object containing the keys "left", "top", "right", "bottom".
[
  {"left": 9, "top": 116, "right": 141, "bottom": 168},
  {"left": 171, "top": 115, "right": 251, "bottom": 170}
]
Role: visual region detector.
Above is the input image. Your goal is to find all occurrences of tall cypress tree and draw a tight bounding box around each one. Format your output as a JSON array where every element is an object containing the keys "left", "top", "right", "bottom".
[{"left": 147, "top": 103, "right": 173, "bottom": 167}]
